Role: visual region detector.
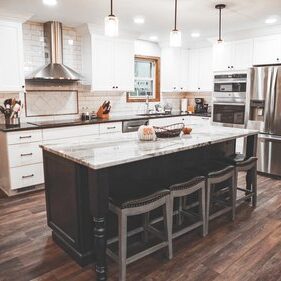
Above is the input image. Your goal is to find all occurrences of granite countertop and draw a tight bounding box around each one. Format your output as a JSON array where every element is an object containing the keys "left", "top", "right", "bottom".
[
  {"left": 41, "top": 125, "right": 258, "bottom": 170},
  {"left": 0, "top": 112, "right": 211, "bottom": 132}
]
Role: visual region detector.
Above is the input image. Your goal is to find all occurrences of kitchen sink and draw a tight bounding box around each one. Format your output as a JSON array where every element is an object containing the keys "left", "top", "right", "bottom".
[{"left": 137, "top": 113, "right": 171, "bottom": 117}]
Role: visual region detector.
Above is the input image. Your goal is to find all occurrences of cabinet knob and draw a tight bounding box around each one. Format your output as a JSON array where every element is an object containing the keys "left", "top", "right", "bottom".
[
  {"left": 277, "top": 58, "right": 280, "bottom": 61},
  {"left": 116, "top": 86, "right": 118, "bottom": 89},
  {"left": 228, "top": 66, "right": 230, "bottom": 69},
  {"left": 231, "top": 66, "right": 234, "bottom": 68},
  {"left": 113, "top": 86, "right": 115, "bottom": 89}
]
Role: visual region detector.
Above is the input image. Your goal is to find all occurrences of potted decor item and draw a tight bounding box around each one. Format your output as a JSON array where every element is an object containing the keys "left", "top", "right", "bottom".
[{"left": 138, "top": 125, "right": 156, "bottom": 141}]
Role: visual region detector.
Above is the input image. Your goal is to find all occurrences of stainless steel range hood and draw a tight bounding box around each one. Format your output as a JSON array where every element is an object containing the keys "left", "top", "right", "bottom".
[{"left": 26, "top": 21, "right": 82, "bottom": 81}]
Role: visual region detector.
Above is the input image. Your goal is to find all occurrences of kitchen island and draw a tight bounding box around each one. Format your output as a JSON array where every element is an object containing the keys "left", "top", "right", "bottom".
[{"left": 41, "top": 126, "right": 258, "bottom": 281}]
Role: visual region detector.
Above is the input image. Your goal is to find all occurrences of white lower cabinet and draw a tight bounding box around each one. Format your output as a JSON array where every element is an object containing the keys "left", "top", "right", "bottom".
[
  {"left": 100, "top": 122, "right": 122, "bottom": 134},
  {"left": 10, "top": 164, "right": 44, "bottom": 190},
  {"left": 8, "top": 142, "right": 42, "bottom": 168}
]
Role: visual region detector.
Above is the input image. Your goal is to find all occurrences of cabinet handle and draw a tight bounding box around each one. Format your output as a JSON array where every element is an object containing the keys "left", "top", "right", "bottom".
[
  {"left": 21, "top": 153, "right": 33, "bottom": 157},
  {"left": 277, "top": 58, "right": 280, "bottom": 61},
  {"left": 107, "top": 126, "right": 116, "bottom": 129},
  {"left": 19, "top": 136, "right": 32, "bottom": 139},
  {"left": 22, "top": 174, "right": 34, "bottom": 179},
  {"left": 228, "top": 66, "right": 230, "bottom": 69},
  {"left": 231, "top": 66, "right": 234, "bottom": 68},
  {"left": 116, "top": 86, "right": 118, "bottom": 89},
  {"left": 113, "top": 86, "right": 115, "bottom": 89}
]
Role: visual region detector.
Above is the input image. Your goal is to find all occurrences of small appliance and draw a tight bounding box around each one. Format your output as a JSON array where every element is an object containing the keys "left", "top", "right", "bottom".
[{"left": 194, "top": 98, "right": 207, "bottom": 114}]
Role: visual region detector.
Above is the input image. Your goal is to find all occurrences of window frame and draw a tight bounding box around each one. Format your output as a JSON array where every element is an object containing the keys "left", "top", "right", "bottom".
[{"left": 127, "top": 55, "right": 161, "bottom": 103}]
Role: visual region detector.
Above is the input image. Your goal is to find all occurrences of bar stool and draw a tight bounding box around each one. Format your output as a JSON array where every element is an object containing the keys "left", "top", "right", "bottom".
[
  {"left": 203, "top": 162, "right": 236, "bottom": 235},
  {"left": 107, "top": 184, "right": 173, "bottom": 281},
  {"left": 224, "top": 155, "right": 258, "bottom": 207},
  {"left": 168, "top": 175, "right": 207, "bottom": 238}
]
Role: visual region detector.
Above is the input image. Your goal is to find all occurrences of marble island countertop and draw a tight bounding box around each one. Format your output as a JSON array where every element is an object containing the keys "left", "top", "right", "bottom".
[{"left": 40, "top": 125, "right": 258, "bottom": 170}]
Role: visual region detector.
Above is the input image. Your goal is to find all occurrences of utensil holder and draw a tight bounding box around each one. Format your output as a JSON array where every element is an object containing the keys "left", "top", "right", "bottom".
[
  {"left": 97, "top": 106, "right": 109, "bottom": 119},
  {"left": 5, "top": 117, "right": 20, "bottom": 127}
]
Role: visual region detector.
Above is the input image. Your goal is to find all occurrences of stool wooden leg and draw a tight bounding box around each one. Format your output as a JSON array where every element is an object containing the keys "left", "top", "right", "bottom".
[
  {"left": 118, "top": 212, "right": 127, "bottom": 281},
  {"left": 245, "top": 170, "right": 252, "bottom": 202},
  {"left": 252, "top": 165, "right": 257, "bottom": 208},
  {"left": 231, "top": 172, "right": 236, "bottom": 221},
  {"left": 142, "top": 212, "right": 149, "bottom": 243},
  {"left": 205, "top": 181, "right": 211, "bottom": 236},
  {"left": 163, "top": 196, "right": 173, "bottom": 260},
  {"left": 199, "top": 186, "right": 207, "bottom": 237},
  {"left": 177, "top": 197, "right": 183, "bottom": 226}
]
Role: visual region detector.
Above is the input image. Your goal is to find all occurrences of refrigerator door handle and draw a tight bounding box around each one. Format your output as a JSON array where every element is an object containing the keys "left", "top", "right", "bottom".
[
  {"left": 269, "top": 67, "right": 278, "bottom": 134},
  {"left": 264, "top": 68, "right": 273, "bottom": 132}
]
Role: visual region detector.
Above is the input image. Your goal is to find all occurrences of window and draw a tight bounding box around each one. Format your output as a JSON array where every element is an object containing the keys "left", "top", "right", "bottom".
[{"left": 127, "top": 55, "right": 160, "bottom": 102}]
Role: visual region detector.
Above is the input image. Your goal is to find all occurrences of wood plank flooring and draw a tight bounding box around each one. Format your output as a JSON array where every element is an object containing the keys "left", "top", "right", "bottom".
[{"left": 0, "top": 173, "right": 281, "bottom": 281}]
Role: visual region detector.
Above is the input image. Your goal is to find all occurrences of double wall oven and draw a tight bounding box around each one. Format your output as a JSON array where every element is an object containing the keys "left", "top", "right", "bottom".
[{"left": 212, "top": 72, "right": 249, "bottom": 128}]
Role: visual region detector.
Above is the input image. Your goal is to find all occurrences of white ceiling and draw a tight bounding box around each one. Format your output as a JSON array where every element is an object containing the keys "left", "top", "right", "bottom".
[{"left": 1, "top": 0, "right": 281, "bottom": 47}]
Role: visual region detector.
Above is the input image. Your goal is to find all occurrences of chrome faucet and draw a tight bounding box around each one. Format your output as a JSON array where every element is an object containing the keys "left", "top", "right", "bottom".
[{"left": 145, "top": 92, "right": 150, "bottom": 114}]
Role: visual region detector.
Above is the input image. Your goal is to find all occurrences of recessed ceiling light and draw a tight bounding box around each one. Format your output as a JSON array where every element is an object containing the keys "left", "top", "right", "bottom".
[
  {"left": 149, "top": 36, "right": 158, "bottom": 42},
  {"left": 134, "top": 16, "right": 145, "bottom": 24},
  {"left": 43, "top": 0, "right": 57, "bottom": 6},
  {"left": 265, "top": 17, "right": 277, "bottom": 24},
  {"left": 191, "top": 32, "right": 200, "bottom": 38}
]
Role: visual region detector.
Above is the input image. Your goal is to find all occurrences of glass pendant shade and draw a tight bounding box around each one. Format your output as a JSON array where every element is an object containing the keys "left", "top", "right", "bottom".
[
  {"left": 170, "top": 29, "right": 182, "bottom": 47},
  {"left": 105, "top": 15, "right": 119, "bottom": 37}
]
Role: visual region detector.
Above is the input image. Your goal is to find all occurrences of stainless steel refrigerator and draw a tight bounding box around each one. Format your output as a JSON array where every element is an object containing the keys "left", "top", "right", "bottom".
[{"left": 247, "top": 66, "right": 281, "bottom": 176}]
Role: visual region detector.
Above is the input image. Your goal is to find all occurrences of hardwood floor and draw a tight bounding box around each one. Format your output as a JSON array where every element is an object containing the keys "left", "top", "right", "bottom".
[{"left": 0, "top": 173, "right": 281, "bottom": 281}]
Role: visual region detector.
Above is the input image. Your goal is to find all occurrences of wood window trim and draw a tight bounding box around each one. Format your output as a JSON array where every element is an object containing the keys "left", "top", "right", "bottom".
[{"left": 127, "top": 55, "right": 161, "bottom": 103}]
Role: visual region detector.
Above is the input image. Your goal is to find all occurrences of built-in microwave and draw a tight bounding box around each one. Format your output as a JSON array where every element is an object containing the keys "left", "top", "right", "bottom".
[{"left": 214, "top": 73, "right": 247, "bottom": 93}]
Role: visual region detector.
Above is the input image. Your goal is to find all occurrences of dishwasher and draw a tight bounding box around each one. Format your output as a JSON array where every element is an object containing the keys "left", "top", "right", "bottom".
[{"left": 122, "top": 119, "right": 149, "bottom": 133}]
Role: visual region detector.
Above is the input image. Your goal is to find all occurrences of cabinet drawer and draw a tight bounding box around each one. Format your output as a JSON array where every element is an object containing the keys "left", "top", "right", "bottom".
[
  {"left": 10, "top": 163, "right": 44, "bottom": 190},
  {"left": 43, "top": 125, "right": 99, "bottom": 140},
  {"left": 7, "top": 130, "right": 42, "bottom": 145},
  {"left": 8, "top": 142, "right": 42, "bottom": 168},
  {"left": 99, "top": 122, "right": 122, "bottom": 134}
]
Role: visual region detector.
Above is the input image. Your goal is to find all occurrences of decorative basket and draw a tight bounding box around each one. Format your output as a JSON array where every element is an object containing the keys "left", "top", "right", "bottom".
[{"left": 153, "top": 123, "right": 184, "bottom": 138}]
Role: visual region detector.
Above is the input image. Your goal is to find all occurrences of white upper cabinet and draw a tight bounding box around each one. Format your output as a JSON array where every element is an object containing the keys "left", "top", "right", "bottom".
[
  {"left": 187, "top": 47, "right": 213, "bottom": 92},
  {"left": 161, "top": 47, "right": 188, "bottom": 92},
  {"left": 253, "top": 35, "right": 281, "bottom": 65},
  {"left": 213, "top": 39, "right": 253, "bottom": 71},
  {"left": 83, "top": 34, "right": 134, "bottom": 91},
  {"left": 0, "top": 20, "right": 24, "bottom": 92}
]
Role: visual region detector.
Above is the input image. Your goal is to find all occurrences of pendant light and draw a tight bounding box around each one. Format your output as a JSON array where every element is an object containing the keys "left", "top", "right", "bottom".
[
  {"left": 215, "top": 4, "right": 226, "bottom": 43},
  {"left": 105, "top": 0, "right": 119, "bottom": 37},
  {"left": 170, "top": 0, "right": 182, "bottom": 47}
]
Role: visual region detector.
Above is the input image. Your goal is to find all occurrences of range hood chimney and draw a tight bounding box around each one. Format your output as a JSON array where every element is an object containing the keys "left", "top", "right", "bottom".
[{"left": 26, "top": 21, "right": 82, "bottom": 81}]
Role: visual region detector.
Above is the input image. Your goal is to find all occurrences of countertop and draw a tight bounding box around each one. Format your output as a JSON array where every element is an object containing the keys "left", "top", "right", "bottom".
[
  {"left": 41, "top": 125, "right": 258, "bottom": 170},
  {"left": 0, "top": 112, "right": 211, "bottom": 132}
]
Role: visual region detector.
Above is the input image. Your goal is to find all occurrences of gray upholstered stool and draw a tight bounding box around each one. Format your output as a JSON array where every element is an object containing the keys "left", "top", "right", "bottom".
[
  {"left": 168, "top": 176, "right": 207, "bottom": 238},
  {"left": 107, "top": 189, "right": 173, "bottom": 281},
  {"left": 226, "top": 155, "right": 258, "bottom": 207},
  {"left": 204, "top": 163, "right": 236, "bottom": 235}
]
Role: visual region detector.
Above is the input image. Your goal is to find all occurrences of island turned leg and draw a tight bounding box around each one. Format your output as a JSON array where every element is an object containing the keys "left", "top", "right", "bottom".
[{"left": 88, "top": 169, "right": 109, "bottom": 281}]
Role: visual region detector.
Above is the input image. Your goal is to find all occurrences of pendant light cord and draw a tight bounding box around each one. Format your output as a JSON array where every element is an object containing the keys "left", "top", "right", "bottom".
[
  {"left": 219, "top": 7, "right": 222, "bottom": 41},
  {"left": 174, "top": 0, "right": 178, "bottom": 31},
  {"left": 110, "top": 0, "right": 113, "bottom": 16}
]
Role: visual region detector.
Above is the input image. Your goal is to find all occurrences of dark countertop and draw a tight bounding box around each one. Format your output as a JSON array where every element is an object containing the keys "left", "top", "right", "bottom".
[{"left": 0, "top": 112, "right": 211, "bottom": 132}]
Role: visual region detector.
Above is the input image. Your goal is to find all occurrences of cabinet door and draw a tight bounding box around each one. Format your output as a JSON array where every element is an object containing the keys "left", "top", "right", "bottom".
[
  {"left": 233, "top": 39, "right": 253, "bottom": 70},
  {"left": 187, "top": 49, "right": 199, "bottom": 91},
  {"left": 91, "top": 36, "right": 114, "bottom": 91},
  {"left": 253, "top": 35, "right": 281, "bottom": 65},
  {"left": 114, "top": 39, "right": 134, "bottom": 92},
  {"left": 179, "top": 49, "right": 189, "bottom": 91},
  {"left": 161, "top": 48, "right": 180, "bottom": 92},
  {"left": 198, "top": 48, "right": 213, "bottom": 91},
  {"left": 213, "top": 43, "right": 233, "bottom": 71},
  {"left": 0, "top": 21, "right": 24, "bottom": 92}
]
